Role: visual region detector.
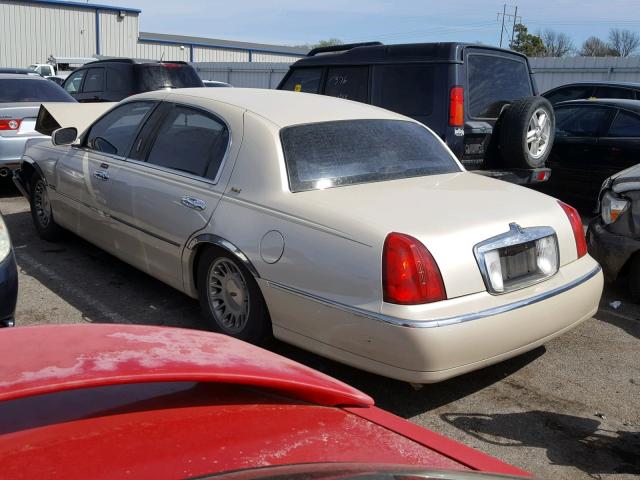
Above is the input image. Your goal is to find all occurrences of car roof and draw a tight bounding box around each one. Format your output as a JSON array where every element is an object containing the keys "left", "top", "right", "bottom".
[
  {"left": 289, "top": 42, "right": 528, "bottom": 67},
  {"left": 0, "top": 73, "right": 47, "bottom": 80},
  {"left": 555, "top": 98, "right": 640, "bottom": 112},
  {"left": 151, "top": 88, "right": 408, "bottom": 127},
  {"left": 546, "top": 81, "right": 640, "bottom": 91}
]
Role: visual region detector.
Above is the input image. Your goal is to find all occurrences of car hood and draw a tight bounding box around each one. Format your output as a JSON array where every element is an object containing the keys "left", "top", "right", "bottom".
[
  {"left": 606, "top": 163, "right": 640, "bottom": 194},
  {"left": 287, "top": 172, "right": 578, "bottom": 298}
]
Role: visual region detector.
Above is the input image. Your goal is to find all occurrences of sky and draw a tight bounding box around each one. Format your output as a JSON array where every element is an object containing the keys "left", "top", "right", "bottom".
[{"left": 119, "top": 0, "right": 640, "bottom": 50}]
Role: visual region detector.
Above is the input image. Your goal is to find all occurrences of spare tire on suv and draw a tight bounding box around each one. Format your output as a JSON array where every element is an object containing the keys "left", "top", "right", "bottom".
[{"left": 498, "top": 96, "right": 555, "bottom": 169}]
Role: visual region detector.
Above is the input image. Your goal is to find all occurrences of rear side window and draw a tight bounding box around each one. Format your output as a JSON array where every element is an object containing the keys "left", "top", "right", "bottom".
[
  {"left": 467, "top": 54, "right": 532, "bottom": 118},
  {"left": 146, "top": 105, "right": 229, "bottom": 179},
  {"left": 593, "top": 86, "right": 635, "bottom": 100},
  {"left": 134, "top": 63, "right": 203, "bottom": 92},
  {"left": 280, "top": 68, "right": 323, "bottom": 94},
  {"left": 324, "top": 67, "right": 368, "bottom": 102},
  {"left": 0, "top": 78, "right": 75, "bottom": 102},
  {"left": 106, "top": 67, "right": 133, "bottom": 92},
  {"left": 372, "top": 64, "right": 434, "bottom": 116},
  {"left": 281, "top": 120, "right": 460, "bottom": 192},
  {"left": 607, "top": 111, "right": 640, "bottom": 137},
  {"left": 83, "top": 68, "right": 104, "bottom": 93},
  {"left": 545, "top": 86, "right": 594, "bottom": 105},
  {"left": 86, "top": 101, "right": 155, "bottom": 156},
  {"left": 555, "top": 106, "right": 611, "bottom": 137}
]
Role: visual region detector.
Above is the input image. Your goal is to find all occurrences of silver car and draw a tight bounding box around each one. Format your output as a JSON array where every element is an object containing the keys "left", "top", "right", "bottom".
[
  {"left": 15, "top": 88, "right": 602, "bottom": 383},
  {"left": 0, "top": 74, "right": 75, "bottom": 176}
]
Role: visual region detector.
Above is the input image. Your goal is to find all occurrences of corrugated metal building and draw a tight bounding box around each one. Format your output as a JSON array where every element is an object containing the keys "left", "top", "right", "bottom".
[
  {"left": 0, "top": 0, "right": 306, "bottom": 68},
  {"left": 530, "top": 56, "right": 640, "bottom": 92}
]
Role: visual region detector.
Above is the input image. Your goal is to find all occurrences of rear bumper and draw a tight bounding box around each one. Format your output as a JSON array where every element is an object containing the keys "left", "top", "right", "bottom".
[
  {"left": 0, "top": 253, "right": 18, "bottom": 327},
  {"left": 264, "top": 255, "right": 603, "bottom": 383},
  {"left": 0, "top": 134, "right": 42, "bottom": 168},
  {"left": 587, "top": 218, "right": 640, "bottom": 281}
]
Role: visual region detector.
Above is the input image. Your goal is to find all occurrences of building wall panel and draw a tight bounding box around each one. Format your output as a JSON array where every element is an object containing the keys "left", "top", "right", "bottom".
[
  {"left": 193, "top": 46, "right": 249, "bottom": 63},
  {"left": 251, "top": 52, "right": 303, "bottom": 63},
  {"left": 98, "top": 10, "right": 138, "bottom": 58},
  {"left": 135, "top": 41, "right": 190, "bottom": 62},
  {"left": 194, "top": 62, "right": 291, "bottom": 89},
  {"left": 0, "top": 1, "right": 95, "bottom": 67}
]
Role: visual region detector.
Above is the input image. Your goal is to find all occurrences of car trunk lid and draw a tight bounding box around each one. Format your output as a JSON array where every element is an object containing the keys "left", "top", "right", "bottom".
[{"left": 0, "top": 103, "right": 41, "bottom": 137}]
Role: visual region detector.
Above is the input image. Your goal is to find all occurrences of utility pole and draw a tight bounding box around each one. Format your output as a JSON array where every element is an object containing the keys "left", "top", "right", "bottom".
[{"left": 496, "top": 4, "right": 522, "bottom": 48}]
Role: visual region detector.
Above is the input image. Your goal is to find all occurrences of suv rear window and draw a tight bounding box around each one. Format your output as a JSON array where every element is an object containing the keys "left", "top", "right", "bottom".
[
  {"left": 0, "top": 78, "right": 75, "bottom": 103},
  {"left": 281, "top": 119, "right": 460, "bottom": 192},
  {"left": 134, "top": 63, "right": 203, "bottom": 92},
  {"left": 467, "top": 54, "right": 532, "bottom": 118}
]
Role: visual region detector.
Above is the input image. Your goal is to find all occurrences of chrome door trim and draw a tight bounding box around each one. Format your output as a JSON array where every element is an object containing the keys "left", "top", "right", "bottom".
[
  {"left": 110, "top": 215, "right": 181, "bottom": 248},
  {"left": 266, "top": 264, "right": 601, "bottom": 329}
]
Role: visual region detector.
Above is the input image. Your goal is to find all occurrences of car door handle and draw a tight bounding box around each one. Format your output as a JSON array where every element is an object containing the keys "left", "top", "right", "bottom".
[
  {"left": 94, "top": 170, "right": 109, "bottom": 181},
  {"left": 180, "top": 196, "right": 206, "bottom": 211}
]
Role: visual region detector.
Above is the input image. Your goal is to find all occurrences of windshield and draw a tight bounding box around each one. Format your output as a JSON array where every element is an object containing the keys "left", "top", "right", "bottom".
[
  {"left": 280, "top": 119, "right": 460, "bottom": 192},
  {"left": 0, "top": 78, "right": 75, "bottom": 103},
  {"left": 135, "top": 63, "right": 204, "bottom": 92}
]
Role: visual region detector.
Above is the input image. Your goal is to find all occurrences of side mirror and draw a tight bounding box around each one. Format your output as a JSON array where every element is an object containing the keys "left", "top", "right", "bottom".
[{"left": 51, "top": 127, "right": 77, "bottom": 146}]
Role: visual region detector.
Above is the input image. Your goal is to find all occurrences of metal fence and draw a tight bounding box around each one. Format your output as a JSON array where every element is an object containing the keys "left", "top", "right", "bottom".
[
  {"left": 192, "top": 62, "right": 291, "bottom": 89},
  {"left": 530, "top": 57, "right": 640, "bottom": 93}
]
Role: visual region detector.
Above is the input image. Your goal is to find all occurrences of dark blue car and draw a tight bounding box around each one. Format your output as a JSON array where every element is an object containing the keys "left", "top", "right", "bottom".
[{"left": 0, "top": 212, "right": 17, "bottom": 327}]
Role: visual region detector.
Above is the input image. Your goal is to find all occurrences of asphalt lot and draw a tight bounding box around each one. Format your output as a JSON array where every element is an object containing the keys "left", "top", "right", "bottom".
[{"left": 1, "top": 181, "right": 638, "bottom": 479}]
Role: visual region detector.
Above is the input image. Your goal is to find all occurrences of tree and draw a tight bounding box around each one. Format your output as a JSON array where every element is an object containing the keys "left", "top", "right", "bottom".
[
  {"left": 608, "top": 28, "right": 640, "bottom": 57},
  {"left": 540, "top": 29, "right": 574, "bottom": 57},
  {"left": 579, "top": 36, "right": 615, "bottom": 56},
  {"left": 510, "top": 24, "right": 545, "bottom": 57},
  {"left": 313, "top": 38, "right": 343, "bottom": 49}
]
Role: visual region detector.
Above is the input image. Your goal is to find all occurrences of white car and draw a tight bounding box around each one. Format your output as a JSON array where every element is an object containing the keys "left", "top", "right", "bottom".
[{"left": 14, "top": 88, "right": 603, "bottom": 383}]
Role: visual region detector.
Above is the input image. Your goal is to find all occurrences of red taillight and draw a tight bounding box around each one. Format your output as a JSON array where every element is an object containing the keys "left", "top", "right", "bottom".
[
  {"left": 0, "top": 119, "right": 21, "bottom": 130},
  {"left": 383, "top": 232, "right": 446, "bottom": 305},
  {"left": 558, "top": 201, "right": 587, "bottom": 258},
  {"left": 449, "top": 86, "right": 464, "bottom": 127},
  {"left": 161, "top": 63, "right": 182, "bottom": 69}
]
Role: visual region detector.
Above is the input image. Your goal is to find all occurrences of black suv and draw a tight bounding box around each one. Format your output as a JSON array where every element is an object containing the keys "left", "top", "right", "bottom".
[
  {"left": 61, "top": 59, "right": 204, "bottom": 102},
  {"left": 278, "top": 42, "right": 555, "bottom": 184}
]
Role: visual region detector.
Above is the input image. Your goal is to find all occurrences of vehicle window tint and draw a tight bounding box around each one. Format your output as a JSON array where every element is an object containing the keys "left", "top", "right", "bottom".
[
  {"left": 467, "top": 54, "right": 532, "bottom": 118},
  {"left": 324, "top": 67, "right": 368, "bottom": 102},
  {"left": 134, "top": 64, "right": 204, "bottom": 92},
  {"left": 372, "top": 64, "right": 434, "bottom": 116},
  {"left": 280, "top": 68, "right": 323, "bottom": 94},
  {"left": 106, "top": 68, "right": 132, "bottom": 92},
  {"left": 86, "top": 102, "right": 155, "bottom": 156},
  {"left": 281, "top": 119, "right": 460, "bottom": 192},
  {"left": 146, "top": 106, "right": 229, "bottom": 179},
  {"left": 593, "top": 87, "right": 635, "bottom": 100},
  {"left": 544, "top": 86, "right": 594, "bottom": 105},
  {"left": 0, "top": 78, "right": 75, "bottom": 102},
  {"left": 64, "top": 69, "right": 86, "bottom": 94},
  {"left": 607, "top": 111, "right": 640, "bottom": 137},
  {"left": 83, "top": 68, "right": 104, "bottom": 93},
  {"left": 555, "top": 106, "right": 611, "bottom": 137}
]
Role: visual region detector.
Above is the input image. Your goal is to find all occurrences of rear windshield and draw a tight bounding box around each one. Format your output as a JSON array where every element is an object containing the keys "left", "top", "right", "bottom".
[
  {"left": 281, "top": 119, "right": 460, "bottom": 192},
  {"left": 467, "top": 54, "right": 532, "bottom": 118},
  {"left": 134, "top": 64, "right": 204, "bottom": 92},
  {"left": 0, "top": 78, "right": 75, "bottom": 103}
]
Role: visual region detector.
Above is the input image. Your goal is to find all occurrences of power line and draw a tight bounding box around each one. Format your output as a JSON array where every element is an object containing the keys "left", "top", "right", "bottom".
[{"left": 497, "top": 4, "right": 521, "bottom": 48}]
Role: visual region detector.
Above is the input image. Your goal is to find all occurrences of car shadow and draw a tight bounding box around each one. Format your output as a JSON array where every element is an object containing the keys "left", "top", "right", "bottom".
[
  {"left": 441, "top": 410, "right": 640, "bottom": 476},
  {"left": 597, "top": 278, "right": 640, "bottom": 340}
]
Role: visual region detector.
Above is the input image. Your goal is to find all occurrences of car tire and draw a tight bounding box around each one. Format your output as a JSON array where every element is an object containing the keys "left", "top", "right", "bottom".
[
  {"left": 499, "top": 96, "right": 555, "bottom": 169},
  {"left": 628, "top": 255, "right": 640, "bottom": 303},
  {"left": 197, "top": 247, "right": 272, "bottom": 345},
  {"left": 30, "top": 174, "right": 64, "bottom": 241}
]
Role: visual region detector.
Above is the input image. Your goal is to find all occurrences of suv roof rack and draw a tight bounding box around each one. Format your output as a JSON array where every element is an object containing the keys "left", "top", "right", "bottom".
[{"left": 307, "top": 41, "right": 383, "bottom": 57}]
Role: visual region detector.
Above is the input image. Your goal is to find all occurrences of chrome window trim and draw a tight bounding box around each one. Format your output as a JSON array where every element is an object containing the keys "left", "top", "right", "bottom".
[
  {"left": 473, "top": 223, "right": 559, "bottom": 295},
  {"left": 266, "top": 264, "right": 601, "bottom": 329}
]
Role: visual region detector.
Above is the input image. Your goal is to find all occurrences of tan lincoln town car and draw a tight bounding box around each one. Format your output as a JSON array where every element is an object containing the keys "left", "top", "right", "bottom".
[{"left": 14, "top": 88, "right": 603, "bottom": 383}]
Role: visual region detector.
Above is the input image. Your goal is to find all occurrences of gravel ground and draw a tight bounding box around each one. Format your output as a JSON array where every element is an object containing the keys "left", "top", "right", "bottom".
[{"left": 1, "top": 185, "right": 638, "bottom": 479}]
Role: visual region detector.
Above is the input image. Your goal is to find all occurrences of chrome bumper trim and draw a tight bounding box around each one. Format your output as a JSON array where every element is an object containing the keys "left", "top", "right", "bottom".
[{"left": 267, "top": 264, "right": 602, "bottom": 329}]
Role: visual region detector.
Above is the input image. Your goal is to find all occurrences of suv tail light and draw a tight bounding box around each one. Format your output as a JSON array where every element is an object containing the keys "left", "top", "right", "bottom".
[
  {"left": 558, "top": 201, "right": 587, "bottom": 258},
  {"left": 0, "top": 119, "right": 21, "bottom": 131},
  {"left": 449, "top": 86, "right": 464, "bottom": 127},
  {"left": 383, "top": 232, "right": 446, "bottom": 305}
]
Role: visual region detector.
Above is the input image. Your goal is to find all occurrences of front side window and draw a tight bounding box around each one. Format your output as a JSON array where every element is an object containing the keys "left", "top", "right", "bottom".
[
  {"left": 86, "top": 101, "right": 155, "bottom": 156},
  {"left": 554, "top": 106, "right": 612, "bottom": 137},
  {"left": 64, "top": 69, "right": 86, "bottom": 94},
  {"left": 146, "top": 106, "right": 229, "bottom": 179},
  {"left": 83, "top": 68, "right": 104, "bottom": 93},
  {"left": 467, "top": 54, "right": 532, "bottom": 118},
  {"left": 281, "top": 119, "right": 460, "bottom": 192},
  {"left": 607, "top": 110, "right": 640, "bottom": 137},
  {"left": 324, "top": 67, "right": 368, "bottom": 102},
  {"left": 280, "top": 68, "right": 323, "bottom": 94},
  {"left": 372, "top": 64, "right": 434, "bottom": 117}
]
